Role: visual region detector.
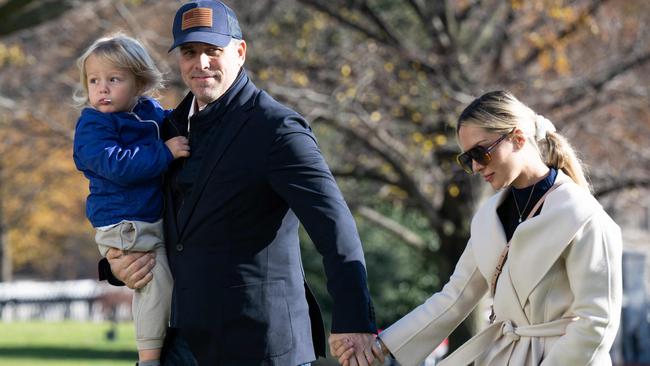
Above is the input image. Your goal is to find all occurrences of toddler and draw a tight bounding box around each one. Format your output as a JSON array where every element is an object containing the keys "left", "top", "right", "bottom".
[{"left": 72, "top": 34, "right": 189, "bottom": 366}]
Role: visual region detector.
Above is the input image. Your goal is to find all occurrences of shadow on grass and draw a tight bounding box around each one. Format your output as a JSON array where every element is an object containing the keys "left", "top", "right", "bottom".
[{"left": 0, "top": 346, "right": 136, "bottom": 360}]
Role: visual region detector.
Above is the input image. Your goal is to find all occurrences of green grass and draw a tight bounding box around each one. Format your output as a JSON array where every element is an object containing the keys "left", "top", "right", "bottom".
[{"left": 0, "top": 321, "right": 137, "bottom": 366}]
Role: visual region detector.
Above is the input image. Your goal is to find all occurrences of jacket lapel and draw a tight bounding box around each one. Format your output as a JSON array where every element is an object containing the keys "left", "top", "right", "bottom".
[
  {"left": 176, "top": 85, "right": 257, "bottom": 238},
  {"left": 164, "top": 94, "right": 194, "bottom": 240}
]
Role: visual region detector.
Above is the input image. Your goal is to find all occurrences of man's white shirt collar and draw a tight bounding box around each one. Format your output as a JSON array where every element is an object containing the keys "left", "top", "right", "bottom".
[{"left": 187, "top": 97, "right": 207, "bottom": 134}]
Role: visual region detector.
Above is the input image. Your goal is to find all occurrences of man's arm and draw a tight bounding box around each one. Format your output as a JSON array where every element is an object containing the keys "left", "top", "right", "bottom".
[
  {"left": 267, "top": 116, "right": 376, "bottom": 332},
  {"left": 266, "top": 116, "right": 377, "bottom": 364}
]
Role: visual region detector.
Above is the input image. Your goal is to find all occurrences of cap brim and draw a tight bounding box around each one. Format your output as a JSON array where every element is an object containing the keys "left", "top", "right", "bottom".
[{"left": 168, "top": 32, "right": 232, "bottom": 52}]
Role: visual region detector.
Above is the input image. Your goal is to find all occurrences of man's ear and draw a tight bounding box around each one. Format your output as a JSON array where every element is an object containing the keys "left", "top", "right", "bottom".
[{"left": 237, "top": 40, "right": 247, "bottom": 66}]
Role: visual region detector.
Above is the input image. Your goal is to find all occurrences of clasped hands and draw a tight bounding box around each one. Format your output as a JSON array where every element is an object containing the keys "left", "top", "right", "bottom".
[{"left": 328, "top": 333, "right": 388, "bottom": 366}]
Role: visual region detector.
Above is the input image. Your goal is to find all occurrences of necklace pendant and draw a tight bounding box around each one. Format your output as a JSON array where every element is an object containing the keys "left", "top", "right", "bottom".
[{"left": 518, "top": 217, "right": 522, "bottom": 223}]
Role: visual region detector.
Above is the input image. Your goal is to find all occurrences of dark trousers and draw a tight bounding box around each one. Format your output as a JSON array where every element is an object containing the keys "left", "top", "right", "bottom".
[
  {"left": 161, "top": 328, "right": 313, "bottom": 366},
  {"left": 161, "top": 329, "right": 198, "bottom": 366}
]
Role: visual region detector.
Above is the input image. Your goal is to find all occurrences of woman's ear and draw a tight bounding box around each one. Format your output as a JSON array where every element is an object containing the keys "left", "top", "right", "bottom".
[{"left": 511, "top": 128, "right": 526, "bottom": 150}]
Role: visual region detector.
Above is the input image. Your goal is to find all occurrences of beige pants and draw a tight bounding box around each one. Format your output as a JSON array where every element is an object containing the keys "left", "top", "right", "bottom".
[{"left": 96, "top": 219, "right": 172, "bottom": 351}]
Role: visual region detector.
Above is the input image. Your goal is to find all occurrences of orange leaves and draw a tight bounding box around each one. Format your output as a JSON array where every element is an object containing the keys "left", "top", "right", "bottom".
[
  {"left": 511, "top": 1, "right": 604, "bottom": 75},
  {"left": 0, "top": 110, "right": 90, "bottom": 277},
  {"left": 549, "top": 5, "right": 578, "bottom": 22}
]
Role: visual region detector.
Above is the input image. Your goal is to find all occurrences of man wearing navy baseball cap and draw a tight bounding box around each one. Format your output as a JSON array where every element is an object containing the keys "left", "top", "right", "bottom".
[{"left": 101, "top": 1, "right": 378, "bottom": 365}]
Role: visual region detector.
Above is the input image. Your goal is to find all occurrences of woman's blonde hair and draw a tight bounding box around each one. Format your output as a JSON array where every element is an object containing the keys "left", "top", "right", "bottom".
[
  {"left": 456, "top": 90, "right": 590, "bottom": 190},
  {"left": 73, "top": 33, "right": 163, "bottom": 107}
]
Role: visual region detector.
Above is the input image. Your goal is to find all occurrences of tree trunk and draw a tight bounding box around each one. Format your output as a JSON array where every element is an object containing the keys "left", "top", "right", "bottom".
[{"left": 0, "top": 163, "right": 10, "bottom": 282}]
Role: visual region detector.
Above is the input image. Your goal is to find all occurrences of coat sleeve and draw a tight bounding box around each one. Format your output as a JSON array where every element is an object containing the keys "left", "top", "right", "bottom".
[
  {"left": 266, "top": 116, "right": 376, "bottom": 334},
  {"left": 379, "top": 239, "right": 488, "bottom": 366},
  {"left": 541, "top": 211, "right": 622, "bottom": 365},
  {"left": 73, "top": 113, "right": 173, "bottom": 186}
]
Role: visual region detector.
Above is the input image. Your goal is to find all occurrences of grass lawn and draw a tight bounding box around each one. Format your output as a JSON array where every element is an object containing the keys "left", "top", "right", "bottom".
[{"left": 0, "top": 321, "right": 137, "bottom": 366}]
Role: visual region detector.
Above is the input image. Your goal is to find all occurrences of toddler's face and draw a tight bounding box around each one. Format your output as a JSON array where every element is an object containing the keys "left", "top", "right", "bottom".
[{"left": 85, "top": 54, "right": 138, "bottom": 113}]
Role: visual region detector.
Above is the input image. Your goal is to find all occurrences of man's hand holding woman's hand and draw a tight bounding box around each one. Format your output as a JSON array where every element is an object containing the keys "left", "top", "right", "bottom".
[{"left": 329, "top": 333, "right": 387, "bottom": 366}]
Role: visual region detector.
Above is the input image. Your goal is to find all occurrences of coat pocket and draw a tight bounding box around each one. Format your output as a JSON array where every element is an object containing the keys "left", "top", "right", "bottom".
[{"left": 222, "top": 280, "right": 293, "bottom": 359}]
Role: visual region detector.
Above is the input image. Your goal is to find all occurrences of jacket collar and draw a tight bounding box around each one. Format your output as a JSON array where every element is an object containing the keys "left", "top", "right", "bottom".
[{"left": 174, "top": 69, "right": 258, "bottom": 238}]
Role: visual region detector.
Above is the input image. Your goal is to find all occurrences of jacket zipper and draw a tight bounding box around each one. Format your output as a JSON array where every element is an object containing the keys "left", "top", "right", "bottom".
[{"left": 130, "top": 112, "right": 161, "bottom": 139}]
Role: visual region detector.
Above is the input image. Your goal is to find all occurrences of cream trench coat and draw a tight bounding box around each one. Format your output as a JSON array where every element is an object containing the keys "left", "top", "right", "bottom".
[{"left": 380, "top": 172, "right": 622, "bottom": 366}]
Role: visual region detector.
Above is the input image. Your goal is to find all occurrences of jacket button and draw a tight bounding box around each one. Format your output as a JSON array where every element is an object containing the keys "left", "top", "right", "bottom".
[{"left": 176, "top": 243, "right": 184, "bottom": 252}]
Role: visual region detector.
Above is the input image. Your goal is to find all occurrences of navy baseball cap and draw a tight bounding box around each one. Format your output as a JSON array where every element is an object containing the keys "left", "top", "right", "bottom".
[{"left": 169, "top": 0, "right": 242, "bottom": 52}]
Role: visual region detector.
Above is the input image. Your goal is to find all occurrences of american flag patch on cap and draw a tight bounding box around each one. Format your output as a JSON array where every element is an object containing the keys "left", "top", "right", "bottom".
[{"left": 181, "top": 8, "right": 213, "bottom": 30}]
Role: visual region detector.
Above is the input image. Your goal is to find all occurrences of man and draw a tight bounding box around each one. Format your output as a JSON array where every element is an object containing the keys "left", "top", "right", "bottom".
[{"left": 99, "top": 1, "right": 378, "bottom": 365}]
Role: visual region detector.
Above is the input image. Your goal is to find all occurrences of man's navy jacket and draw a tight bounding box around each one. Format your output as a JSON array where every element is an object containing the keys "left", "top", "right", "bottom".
[{"left": 160, "top": 70, "right": 376, "bottom": 365}]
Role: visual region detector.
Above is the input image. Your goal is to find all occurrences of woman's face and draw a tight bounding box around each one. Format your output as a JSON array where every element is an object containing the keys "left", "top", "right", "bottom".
[{"left": 458, "top": 124, "right": 521, "bottom": 190}]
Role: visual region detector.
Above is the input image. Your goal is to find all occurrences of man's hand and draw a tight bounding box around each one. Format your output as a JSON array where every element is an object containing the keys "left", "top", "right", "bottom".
[
  {"left": 329, "top": 333, "right": 377, "bottom": 366},
  {"left": 105, "top": 248, "right": 155, "bottom": 289}
]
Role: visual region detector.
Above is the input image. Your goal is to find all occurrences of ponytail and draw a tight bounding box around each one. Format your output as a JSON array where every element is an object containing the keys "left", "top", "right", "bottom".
[{"left": 540, "top": 131, "right": 590, "bottom": 191}]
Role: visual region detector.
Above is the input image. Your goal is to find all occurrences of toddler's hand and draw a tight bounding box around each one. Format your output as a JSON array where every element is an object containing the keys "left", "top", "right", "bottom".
[{"left": 165, "top": 136, "right": 190, "bottom": 159}]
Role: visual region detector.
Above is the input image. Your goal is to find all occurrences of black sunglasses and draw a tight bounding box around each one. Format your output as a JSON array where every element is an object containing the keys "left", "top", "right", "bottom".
[{"left": 456, "top": 129, "right": 514, "bottom": 174}]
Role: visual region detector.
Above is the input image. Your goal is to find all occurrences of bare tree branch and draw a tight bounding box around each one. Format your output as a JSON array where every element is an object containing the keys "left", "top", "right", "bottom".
[
  {"left": 405, "top": 0, "right": 432, "bottom": 36},
  {"left": 354, "top": 205, "right": 426, "bottom": 250},
  {"left": 466, "top": 1, "right": 510, "bottom": 60},
  {"left": 594, "top": 178, "right": 650, "bottom": 198},
  {"left": 331, "top": 168, "right": 399, "bottom": 186},
  {"left": 296, "top": 0, "right": 392, "bottom": 44},
  {"left": 457, "top": 0, "right": 482, "bottom": 23},
  {"left": 358, "top": 1, "right": 400, "bottom": 46},
  {"left": 296, "top": 0, "right": 459, "bottom": 91},
  {"left": 550, "top": 49, "right": 650, "bottom": 110}
]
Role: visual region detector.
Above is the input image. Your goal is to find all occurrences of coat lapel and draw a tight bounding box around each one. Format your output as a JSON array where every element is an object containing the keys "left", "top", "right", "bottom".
[
  {"left": 507, "top": 173, "right": 601, "bottom": 306},
  {"left": 176, "top": 86, "right": 257, "bottom": 238},
  {"left": 472, "top": 172, "right": 602, "bottom": 308},
  {"left": 471, "top": 189, "right": 509, "bottom": 282}
]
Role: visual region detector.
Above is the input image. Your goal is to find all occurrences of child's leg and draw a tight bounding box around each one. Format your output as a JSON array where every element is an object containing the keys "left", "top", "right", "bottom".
[
  {"left": 97, "top": 220, "right": 172, "bottom": 362},
  {"left": 133, "top": 244, "right": 172, "bottom": 360}
]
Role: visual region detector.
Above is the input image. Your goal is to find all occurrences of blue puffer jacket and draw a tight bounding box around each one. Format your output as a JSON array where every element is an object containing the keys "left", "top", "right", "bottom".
[{"left": 73, "top": 97, "right": 174, "bottom": 227}]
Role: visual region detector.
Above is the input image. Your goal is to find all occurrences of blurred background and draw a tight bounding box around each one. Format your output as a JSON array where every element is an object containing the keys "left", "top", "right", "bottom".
[{"left": 0, "top": 0, "right": 649, "bottom": 365}]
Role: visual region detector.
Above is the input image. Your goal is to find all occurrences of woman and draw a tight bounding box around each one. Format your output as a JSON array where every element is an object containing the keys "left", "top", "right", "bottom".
[{"left": 340, "top": 91, "right": 622, "bottom": 366}]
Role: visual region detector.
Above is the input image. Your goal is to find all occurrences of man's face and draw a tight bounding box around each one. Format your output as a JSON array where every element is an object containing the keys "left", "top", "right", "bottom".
[{"left": 178, "top": 41, "right": 246, "bottom": 107}]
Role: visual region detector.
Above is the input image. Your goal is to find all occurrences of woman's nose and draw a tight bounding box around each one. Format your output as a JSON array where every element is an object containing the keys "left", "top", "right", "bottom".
[{"left": 472, "top": 159, "right": 484, "bottom": 173}]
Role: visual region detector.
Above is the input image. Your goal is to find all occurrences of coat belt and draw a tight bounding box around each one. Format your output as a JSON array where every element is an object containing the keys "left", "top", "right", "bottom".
[{"left": 438, "top": 317, "right": 576, "bottom": 366}]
